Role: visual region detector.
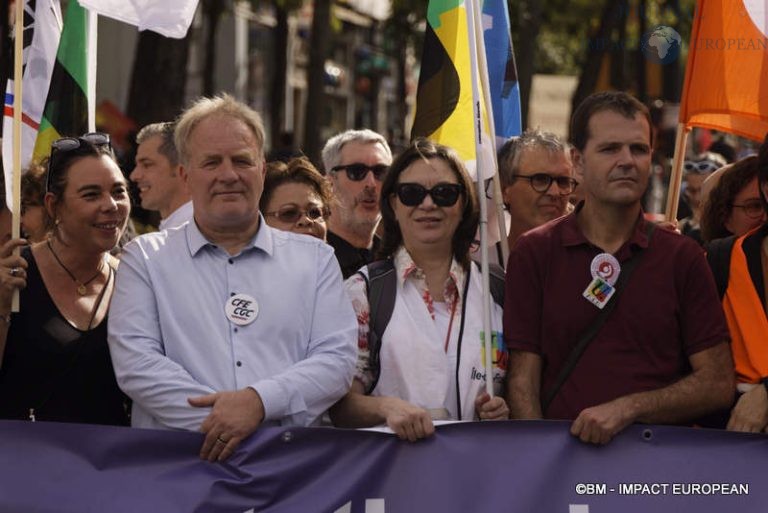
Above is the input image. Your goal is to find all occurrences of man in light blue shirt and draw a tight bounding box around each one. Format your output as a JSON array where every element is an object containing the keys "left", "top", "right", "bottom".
[{"left": 108, "top": 94, "right": 357, "bottom": 462}]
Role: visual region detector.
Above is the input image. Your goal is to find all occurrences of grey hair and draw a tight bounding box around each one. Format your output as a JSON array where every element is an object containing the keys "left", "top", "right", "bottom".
[
  {"left": 137, "top": 122, "right": 179, "bottom": 167},
  {"left": 174, "top": 93, "right": 265, "bottom": 166},
  {"left": 320, "top": 129, "right": 393, "bottom": 172},
  {"left": 497, "top": 128, "right": 569, "bottom": 188}
]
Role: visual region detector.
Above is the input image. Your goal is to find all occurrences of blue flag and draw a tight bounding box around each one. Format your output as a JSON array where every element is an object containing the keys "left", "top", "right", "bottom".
[{"left": 482, "top": 0, "right": 522, "bottom": 142}]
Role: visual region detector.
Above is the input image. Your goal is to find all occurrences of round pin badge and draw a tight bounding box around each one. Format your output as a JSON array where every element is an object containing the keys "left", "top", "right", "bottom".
[
  {"left": 590, "top": 253, "right": 621, "bottom": 286},
  {"left": 225, "top": 293, "right": 259, "bottom": 326}
]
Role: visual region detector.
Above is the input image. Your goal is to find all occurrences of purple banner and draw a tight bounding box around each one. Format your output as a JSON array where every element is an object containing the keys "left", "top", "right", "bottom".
[{"left": 0, "top": 420, "right": 766, "bottom": 512}]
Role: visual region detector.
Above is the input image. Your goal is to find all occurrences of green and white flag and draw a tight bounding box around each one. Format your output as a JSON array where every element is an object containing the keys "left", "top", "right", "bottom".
[{"left": 33, "top": 0, "right": 94, "bottom": 161}]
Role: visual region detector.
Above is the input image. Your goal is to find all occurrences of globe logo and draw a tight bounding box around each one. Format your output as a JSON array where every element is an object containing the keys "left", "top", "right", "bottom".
[{"left": 641, "top": 26, "right": 682, "bottom": 65}]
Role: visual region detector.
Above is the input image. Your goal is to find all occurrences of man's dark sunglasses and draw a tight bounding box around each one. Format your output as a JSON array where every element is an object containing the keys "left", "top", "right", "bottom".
[
  {"left": 46, "top": 132, "right": 112, "bottom": 192},
  {"left": 395, "top": 182, "right": 465, "bottom": 207},
  {"left": 264, "top": 205, "right": 329, "bottom": 224},
  {"left": 513, "top": 173, "right": 578, "bottom": 194},
  {"left": 330, "top": 163, "right": 388, "bottom": 181}
]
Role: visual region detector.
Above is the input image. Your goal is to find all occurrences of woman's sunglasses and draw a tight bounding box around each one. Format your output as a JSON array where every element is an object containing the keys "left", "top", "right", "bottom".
[
  {"left": 46, "top": 132, "right": 112, "bottom": 192},
  {"left": 395, "top": 183, "right": 465, "bottom": 207},
  {"left": 264, "top": 205, "right": 329, "bottom": 224}
]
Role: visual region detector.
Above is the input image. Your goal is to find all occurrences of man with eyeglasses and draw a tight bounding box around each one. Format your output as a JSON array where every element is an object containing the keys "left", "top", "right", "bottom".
[
  {"left": 321, "top": 129, "right": 393, "bottom": 278},
  {"left": 505, "top": 91, "right": 734, "bottom": 445},
  {"left": 108, "top": 95, "right": 357, "bottom": 462},
  {"left": 498, "top": 129, "right": 576, "bottom": 252}
]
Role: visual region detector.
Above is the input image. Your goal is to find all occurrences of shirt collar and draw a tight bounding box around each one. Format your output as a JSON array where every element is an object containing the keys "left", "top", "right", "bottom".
[
  {"left": 394, "top": 246, "right": 466, "bottom": 302},
  {"left": 185, "top": 213, "right": 274, "bottom": 257},
  {"left": 159, "top": 200, "right": 193, "bottom": 231},
  {"left": 561, "top": 201, "right": 651, "bottom": 250}
]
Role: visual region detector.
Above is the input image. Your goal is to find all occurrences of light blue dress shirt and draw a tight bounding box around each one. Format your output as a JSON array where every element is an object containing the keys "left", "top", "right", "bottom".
[{"left": 108, "top": 218, "right": 357, "bottom": 431}]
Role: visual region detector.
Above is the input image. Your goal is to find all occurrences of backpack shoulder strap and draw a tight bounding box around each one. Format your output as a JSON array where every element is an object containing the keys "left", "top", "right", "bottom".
[
  {"left": 472, "top": 261, "right": 506, "bottom": 308},
  {"left": 705, "top": 235, "right": 736, "bottom": 300},
  {"left": 488, "top": 262, "right": 505, "bottom": 308},
  {"left": 363, "top": 259, "right": 396, "bottom": 394}
]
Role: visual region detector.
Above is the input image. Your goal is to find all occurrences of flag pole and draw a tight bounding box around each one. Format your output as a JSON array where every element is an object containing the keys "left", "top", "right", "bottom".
[
  {"left": 492, "top": 175, "right": 508, "bottom": 264},
  {"left": 664, "top": 123, "right": 689, "bottom": 222},
  {"left": 466, "top": 0, "right": 494, "bottom": 397},
  {"left": 10, "top": 0, "right": 24, "bottom": 312},
  {"left": 86, "top": 7, "right": 97, "bottom": 132}
]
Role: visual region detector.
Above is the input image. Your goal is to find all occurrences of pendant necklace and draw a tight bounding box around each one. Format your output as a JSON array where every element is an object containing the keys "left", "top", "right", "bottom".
[{"left": 46, "top": 239, "right": 105, "bottom": 295}]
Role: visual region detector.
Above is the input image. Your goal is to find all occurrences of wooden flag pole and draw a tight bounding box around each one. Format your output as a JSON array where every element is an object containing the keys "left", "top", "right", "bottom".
[
  {"left": 11, "top": 0, "right": 24, "bottom": 312},
  {"left": 664, "top": 123, "right": 690, "bottom": 222}
]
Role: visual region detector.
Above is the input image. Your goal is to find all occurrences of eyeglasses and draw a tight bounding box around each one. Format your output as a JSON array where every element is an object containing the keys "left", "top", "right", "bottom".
[
  {"left": 395, "top": 182, "right": 465, "bottom": 207},
  {"left": 46, "top": 132, "right": 112, "bottom": 192},
  {"left": 684, "top": 160, "right": 720, "bottom": 173},
  {"left": 330, "top": 163, "right": 388, "bottom": 181},
  {"left": 512, "top": 173, "right": 578, "bottom": 194},
  {"left": 264, "top": 205, "right": 329, "bottom": 224},
  {"left": 731, "top": 200, "right": 765, "bottom": 219}
]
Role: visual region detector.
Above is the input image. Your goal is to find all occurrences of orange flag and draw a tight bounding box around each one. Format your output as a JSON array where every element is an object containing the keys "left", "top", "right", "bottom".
[{"left": 679, "top": 0, "right": 768, "bottom": 141}]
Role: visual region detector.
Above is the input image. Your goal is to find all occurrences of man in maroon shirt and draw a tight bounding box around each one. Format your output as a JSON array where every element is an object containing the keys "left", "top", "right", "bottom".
[{"left": 504, "top": 91, "right": 734, "bottom": 444}]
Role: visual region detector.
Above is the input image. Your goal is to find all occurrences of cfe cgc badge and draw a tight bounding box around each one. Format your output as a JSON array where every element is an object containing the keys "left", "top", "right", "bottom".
[
  {"left": 225, "top": 293, "right": 259, "bottom": 326},
  {"left": 583, "top": 253, "right": 620, "bottom": 309}
]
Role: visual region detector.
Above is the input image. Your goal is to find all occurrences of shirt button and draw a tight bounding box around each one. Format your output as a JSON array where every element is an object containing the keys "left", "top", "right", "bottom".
[
  {"left": 228, "top": 258, "right": 234, "bottom": 264},
  {"left": 234, "top": 327, "right": 239, "bottom": 333},
  {"left": 236, "top": 361, "right": 242, "bottom": 367},
  {"left": 230, "top": 292, "right": 235, "bottom": 297}
]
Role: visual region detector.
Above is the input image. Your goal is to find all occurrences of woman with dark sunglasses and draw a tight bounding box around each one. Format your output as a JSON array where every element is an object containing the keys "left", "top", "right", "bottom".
[
  {"left": 331, "top": 139, "right": 509, "bottom": 441},
  {"left": 260, "top": 157, "right": 333, "bottom": 241},
  {"left": 0, "top": 133, "right": 131, "bottom": 425}
]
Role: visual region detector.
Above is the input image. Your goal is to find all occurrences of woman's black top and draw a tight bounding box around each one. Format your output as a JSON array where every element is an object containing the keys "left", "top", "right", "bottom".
[{"left": 0, "top": 247, "right": 128, "bottom": 425}]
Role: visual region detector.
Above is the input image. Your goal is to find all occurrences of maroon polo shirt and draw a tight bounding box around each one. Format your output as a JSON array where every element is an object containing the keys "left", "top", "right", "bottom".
[{"left": 503, "top": 207, "right": 730, "bottom": 421}]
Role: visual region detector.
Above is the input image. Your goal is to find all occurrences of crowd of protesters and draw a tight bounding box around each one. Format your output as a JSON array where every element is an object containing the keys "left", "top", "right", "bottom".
[{"left": 0, "top": 90, "right": 766, "bottom": 461}]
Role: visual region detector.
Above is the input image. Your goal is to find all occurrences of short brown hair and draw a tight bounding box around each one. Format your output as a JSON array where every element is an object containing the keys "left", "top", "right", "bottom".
[
  {"left": 570, "top": 91, "right": 652, "bottom": 151},
  {"left": 378, "top": 138, "right": 478, "bottom": 267},
  {"left": 260, "top": 157, "right": 334, "bottom": 212},
  {"left": 700, "top": 156, "right": 760, "bottom": 243}
]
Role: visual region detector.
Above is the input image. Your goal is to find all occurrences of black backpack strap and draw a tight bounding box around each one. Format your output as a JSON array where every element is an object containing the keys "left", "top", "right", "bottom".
[
  {"left": 705, "top": 236, "right": 737, "bottom": 300},
  {"left": 363, "top": 259, "right": 396, "bottom": 394},
  {"left": 541, "top": 222, "right": 656, "bottom": 414},
  {"left": 472, "top": 261, "right": 505, "bottom": 308}
]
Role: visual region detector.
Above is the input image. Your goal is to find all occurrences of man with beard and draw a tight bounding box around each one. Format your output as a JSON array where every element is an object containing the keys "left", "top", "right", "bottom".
[
  {"left": 499, "top": 129, "right": 577, "bottom": 251},
  {"left": 321, "top": 130, "right": 393, "bottom": 278},
  {"left": 504, "top": 91, "right": 734, "bottom": 445}
]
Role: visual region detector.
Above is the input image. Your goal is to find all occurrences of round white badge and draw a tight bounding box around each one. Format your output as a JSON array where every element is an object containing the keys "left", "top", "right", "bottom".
[
  {"left": 225, "top": 293, "right": 259, "bottom": 326},
  {"left": 590, "top": 253, "right": 621, "bottom": 286}
]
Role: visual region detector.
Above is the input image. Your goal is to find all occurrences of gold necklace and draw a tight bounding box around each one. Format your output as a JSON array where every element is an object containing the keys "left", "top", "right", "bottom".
[{"left": 46, "top": 239, "right": 105, "bottom": 296}]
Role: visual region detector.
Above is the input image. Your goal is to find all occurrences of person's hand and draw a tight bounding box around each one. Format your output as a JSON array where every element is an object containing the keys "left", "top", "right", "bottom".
[
  {"left": 475, "top": 392, "right": 509, "bottom": 420},
  {"left": 655, "top": 220, "right": 680, "bottom": 234},
  {"left": 379, "top": 397, "right": 435, "bottom": 442},
  {"left": 188, "top": 387, "right": 265, "bottom": 462},
  {"left": 0, "top": 238, "right": 28, "bottom": 311},
  {"left": 570, "top": 397, "right": 634, "bottom": 445},
  {"left": 727, "top": 386, "right": 768, "bottom": 433}
]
